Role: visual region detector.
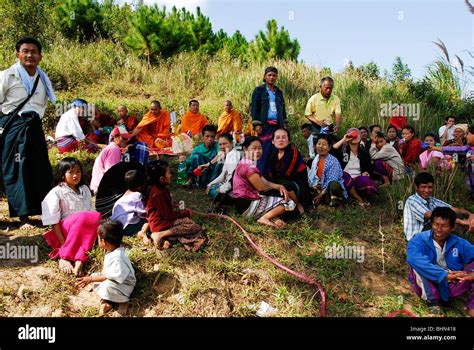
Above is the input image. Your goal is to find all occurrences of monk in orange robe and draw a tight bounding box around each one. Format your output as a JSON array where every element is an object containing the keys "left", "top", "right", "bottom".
[
  {"left": 217, "top": 100, "right": 243, "bottom": 143},
  {"left": 131, "top": 101, "right": 171, "bottom": 149},
  {"left": 180, "top": 99, "right": 209, "bottom": 136},
  {"left": 117, "top": 105, "right": 138, "bottom": 132}
]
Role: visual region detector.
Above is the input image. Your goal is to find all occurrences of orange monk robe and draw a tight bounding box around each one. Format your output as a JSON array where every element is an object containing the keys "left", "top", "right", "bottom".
[
  {"left": 136, "top": 110, "right": 171, "bottom": 149},
  {"left": 122, "top": 115, "right": 139, "bottom": 133},
  {"left": 217, "top": 109, "right": 243, "bottom": 142},
  {"left": 180, "top": 111, "right": 209, "bottom": 136}
]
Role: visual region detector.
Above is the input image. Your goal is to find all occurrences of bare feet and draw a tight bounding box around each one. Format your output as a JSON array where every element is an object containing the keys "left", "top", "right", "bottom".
[
  {"left": 59, "top": 259, "right": 74, "bottom": 274},
  {"left": 257, "top": 216, "right": 278, "bottom": 228},
  {"left": 137, "top": 231, "right": 152, "bottom": 245},
  {"left": 117, "top": 302, "right": 128, "bottom": 317},
  {"left": 379, "top": 182, "right": 390, "bottom": 188},
  {"left": 19, "top": 217, "right": 34, "bottom": 231},
  {"left": 467, "top": 308, "right": 474, "bottom": 317},
  {"left": 73, "top": 261, "right": 84, "bottom": 276},
  {"left": 274, "top": 219, "right": 287, "bottom": 228},
  {"left": 99, "top": 300, "right": 113, "bottom": 316},
  {"left": 297, "top": 204, "right": 305, "bottom": 214},
  {"left": 151, "top": 232, "right": 171, "bottom": 250}
]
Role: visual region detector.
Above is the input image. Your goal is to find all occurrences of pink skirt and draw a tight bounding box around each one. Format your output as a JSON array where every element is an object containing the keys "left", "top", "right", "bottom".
[{"left": 43, "top": 211, "right": 102, "bottom": 263}]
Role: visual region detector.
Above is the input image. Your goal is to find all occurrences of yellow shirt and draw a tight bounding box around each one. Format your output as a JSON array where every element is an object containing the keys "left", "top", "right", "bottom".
[{"left": 304, "top": 92, "right": 341, "bottom": 125}]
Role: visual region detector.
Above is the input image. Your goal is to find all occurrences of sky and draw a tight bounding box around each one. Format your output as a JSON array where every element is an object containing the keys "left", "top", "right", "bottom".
[{"left": 133, "top": 0, "right": 472, "bottom": 87}]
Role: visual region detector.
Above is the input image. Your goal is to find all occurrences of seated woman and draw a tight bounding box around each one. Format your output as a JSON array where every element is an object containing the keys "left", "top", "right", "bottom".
[
  {"left": 358, "top": 126, "right": 370, "bottom": 149},
  {"left": 400, "top": 125, "right": 423, "bottom": 173},
  {"left": 308, "top": 134, "right": 347, "bottom": 207},
  {"left": 55, "top": 99, "right": 98, "bottom": 153},
  {"left": 265, "top": 128, "right": 310, "bottom": 213},
  {"left": 42, "top": 157, "right": 102, "bottom": 276},
  {"left": 386, "top": 125, "right": 401, "bottom": 154},
  {"left": 206, "top": 133, "right": 242, "bottom": 200},
  {"left": 369, "top": 132, "right": 405, "bottom": 187},
  {"left": 441, "top": 124, "right": 468, "bottom": 147},
  {"left": 332, "top": 128, "right": 378, "bottom": 207},
  {"left": 232, "top": 136, "right": 296, "bottom": 228},
  {"left": 419, "top": 132, "right": 450, "bottom": 173}
]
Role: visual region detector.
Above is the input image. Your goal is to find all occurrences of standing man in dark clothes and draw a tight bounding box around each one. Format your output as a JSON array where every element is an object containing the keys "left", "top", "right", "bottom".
[{"left": 0, "top": 37, "right": 55, "bottom": 230}]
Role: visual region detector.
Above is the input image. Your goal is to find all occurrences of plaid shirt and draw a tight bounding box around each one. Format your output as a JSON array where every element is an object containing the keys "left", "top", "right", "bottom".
[{"left": 403, "top": 193, "right": 451, "bottom": 241}]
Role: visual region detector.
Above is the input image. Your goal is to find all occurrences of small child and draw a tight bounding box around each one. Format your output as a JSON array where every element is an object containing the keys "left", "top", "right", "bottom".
[
  {"left": 111, "top": 169, "right": 148, "bottom": 236},
  {"left": 142, "top": 160, "right": 207, "bottom": 251},
  {"left": 76, "top": 220, "right": 136, "bottom": 316}
]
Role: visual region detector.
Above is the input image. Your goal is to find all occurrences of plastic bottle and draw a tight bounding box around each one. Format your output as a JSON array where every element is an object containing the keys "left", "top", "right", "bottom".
[{"left": 176, "top": 159, "right": 188, "bottom": 185}]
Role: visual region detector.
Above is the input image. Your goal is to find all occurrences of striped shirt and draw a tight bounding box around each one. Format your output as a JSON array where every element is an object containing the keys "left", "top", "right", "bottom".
[{"left": 403, "top": 193, "right": 451, "bottom": 241}]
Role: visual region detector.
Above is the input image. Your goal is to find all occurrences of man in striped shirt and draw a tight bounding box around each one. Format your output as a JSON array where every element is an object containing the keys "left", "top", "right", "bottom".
[{"left": 403, "top": 172, "right": 472, "bottom": 241}]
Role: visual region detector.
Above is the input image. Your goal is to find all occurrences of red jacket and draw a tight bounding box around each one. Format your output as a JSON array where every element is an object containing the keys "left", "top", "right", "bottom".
[
  {"left": 401, "top": 138, "right": 422, "bottom": 166},
  {"left": 146, "top": 185, "right": 191, "bottom": 232}
]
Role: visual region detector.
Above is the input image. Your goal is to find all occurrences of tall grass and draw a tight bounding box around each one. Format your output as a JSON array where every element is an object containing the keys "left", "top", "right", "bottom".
[{"left": 1, "top": 39, "right": 471, "bottom": 137}]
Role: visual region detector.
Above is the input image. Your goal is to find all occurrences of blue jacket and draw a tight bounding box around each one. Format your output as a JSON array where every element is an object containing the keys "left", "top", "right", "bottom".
[
  {"left": 407, "top": 230, "right": 474, "bottom": 301},
  {"left": 251, "top": 84, "right": 286, "bottom": 128}
]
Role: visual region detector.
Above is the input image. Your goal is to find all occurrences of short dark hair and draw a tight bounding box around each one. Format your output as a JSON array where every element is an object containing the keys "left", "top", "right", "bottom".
[
  {"left": 98, "top": 220, "right": 124, "bottom": 247},
  {"left": 54, "top": 157, "right": 85, "bottom": 187},
  {"left": 403, "top": 125, "right": 416, "bottom": 134},
  {"left": 124, "top": 169, "right": 146, "bottom": 191},
  {"left": 272, "top": 128, "right": 291, "bottom": 141},
  {"left": 445, "top": 115, "right": 456, "bottom": 122},
  {"left": 369, "top": 124, "right": 382, "bottom": 133},
  {"left": 375, "top": 131, "right": 385, "bottom": 139},
  {"left": 423, "top": 132, "right": 438, "bottom": 143},
  {"left": 16, "top": 37, "right": 42, "bottom": 53},
  {"left": 469, "top": 125, "right": 474, "bottom": 135},
  {"left": 316, "top": 133, "right": 331, "bottom": 146},
  {"left": 147, "top": 160, "right": 169, "bottom": 187},
  {"left": 189, "top": 99, "right": 199, "bottom": 107},
  {"left": 218, "top": 133, "right": 233, "bottom": 143},
  {"left": 320, "top": 76, "right": 334, "bottom": 86},
  {"left": 202, "top": 124, "right": 217, "bottom": 135},
  {"left": 430, "top": 207, "right": 456, "bottom": 228},
  {"left": 263, "top": 66, "right": 278, "bottom": 82},
  {"left": 359, "top": 126, "right": 369, "bottom": 133},
  {"left": 301, "top": 123, "right": 312, "bottom": 131},
  {"left": 242, "top": 136, "right": 261, "bottom": 149},
  {"left": 414, "top": 172, "right": 434, "bottom": 187},
  {"left": 386, "top": 125, "right": 397, "bottom": 133},
  {"left": 150, "top": 100, "right": 161, "bottom": 108}
]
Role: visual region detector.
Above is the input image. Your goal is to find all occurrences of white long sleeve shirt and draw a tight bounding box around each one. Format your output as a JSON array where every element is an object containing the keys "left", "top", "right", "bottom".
[
  {"left": 207, "top": 148, "right": 242, "bottom": 193},
  {"left": 55, "top": 108, "right": 86, "bottom": 140}
]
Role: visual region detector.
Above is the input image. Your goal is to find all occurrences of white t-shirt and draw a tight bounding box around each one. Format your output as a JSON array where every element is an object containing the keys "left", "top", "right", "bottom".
[
  {"left": 344, "top": 152, "right": 361, "bottom": 178},
  {"left": 438, "top": 125, "right": 455, "bottom": 141},
  {"left": 55, "top": 108, "right": 86, "bottom": 140}
]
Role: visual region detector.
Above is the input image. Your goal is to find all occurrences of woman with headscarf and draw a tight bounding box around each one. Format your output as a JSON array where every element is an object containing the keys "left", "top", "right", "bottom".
[{"left": 251, "top": 66, "right": 287, "bottom": 174}]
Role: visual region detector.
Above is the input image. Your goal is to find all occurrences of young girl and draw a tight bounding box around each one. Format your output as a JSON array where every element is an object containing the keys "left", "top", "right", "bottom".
[
  {"left": 76, "top": 220, "right": 136, "bottom": 316},
  {"left": 142, "top": 160, "right": 206, "bottom": 251},
  {"left": 400, "top": 125, "right": 423, "bottom": 172},
  {"left": 42, "top": 157, "right": 102, "bottom": 276},
  {"left": 419, "top": 132, "right": 449, "bottom": 172},
  {"left": 111, "top": 169, "right": 147, "bottom": 235}
]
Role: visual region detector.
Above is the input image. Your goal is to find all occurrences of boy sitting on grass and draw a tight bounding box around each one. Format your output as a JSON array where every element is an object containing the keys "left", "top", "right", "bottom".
[
  {"left": 184, "top": 124, "right": 222, "bottom": 187},
  {"left": 76, "top": 220, "right": 136, "bottom": 316}
]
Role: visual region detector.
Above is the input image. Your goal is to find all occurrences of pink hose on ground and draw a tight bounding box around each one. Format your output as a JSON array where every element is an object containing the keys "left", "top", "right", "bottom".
[
  {"left": 386, "top": 310, "right": 418, "bottom": 317},
  {"left": 192, "top": 210, "right": 327, "bottom": 317}
]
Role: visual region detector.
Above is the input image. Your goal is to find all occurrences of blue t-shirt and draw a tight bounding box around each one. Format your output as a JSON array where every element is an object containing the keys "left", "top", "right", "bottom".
[{"left": 266, "top": 85, "right": 277, "bottom": 121}]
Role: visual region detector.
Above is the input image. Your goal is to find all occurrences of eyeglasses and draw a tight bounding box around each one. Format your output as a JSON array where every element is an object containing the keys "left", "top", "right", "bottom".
[{"left": 19, "top": 49, "right": 39, "bottom": 56}]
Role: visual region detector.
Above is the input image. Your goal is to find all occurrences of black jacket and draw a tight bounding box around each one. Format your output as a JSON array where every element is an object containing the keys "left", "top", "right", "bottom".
[
  {"left": 251, "top": 84, "right": 286, "bottom": 128},
  {"left": 331, "top": 144, "right": 373, "bottom": 174}
]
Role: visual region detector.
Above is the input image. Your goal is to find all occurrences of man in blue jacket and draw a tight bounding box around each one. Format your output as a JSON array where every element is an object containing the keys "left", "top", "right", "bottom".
[
  {"left": 407, "top": 207, "right": 474, "bottom": 316},
  {"left": 251, "top": 66, "right": 287, "bottom": 174}
]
